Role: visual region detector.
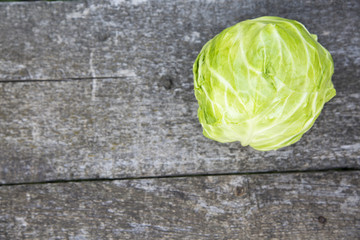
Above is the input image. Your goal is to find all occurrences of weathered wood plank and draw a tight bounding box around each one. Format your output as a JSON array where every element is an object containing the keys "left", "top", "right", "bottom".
[
  {"left": 0, "top": 0, "right": 359, "bottom": 89},
  {"left": 0, "top": 78, "right": 359, "bottom": 184},
  {"left": 0, "top": 172, "right": 359, "bottom": 239},
  {"left": 0, "top": 0, "right": 359, "bottom": 184}
]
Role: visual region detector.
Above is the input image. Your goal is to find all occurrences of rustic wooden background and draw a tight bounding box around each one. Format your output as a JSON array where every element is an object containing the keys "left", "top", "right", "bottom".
[{"left": 0, "top": 0, "right": 359, "bottom": 239}]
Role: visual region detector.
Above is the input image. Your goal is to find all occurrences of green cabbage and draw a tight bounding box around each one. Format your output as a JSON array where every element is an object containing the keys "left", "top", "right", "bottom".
[{"left": 193, "top": 16, "right": 335, "bottom": 151}]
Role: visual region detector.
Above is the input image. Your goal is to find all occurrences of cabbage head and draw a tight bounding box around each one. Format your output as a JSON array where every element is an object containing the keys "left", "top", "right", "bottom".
[{"left": 193, "top": 16, "right": 335, "bottom": 151}]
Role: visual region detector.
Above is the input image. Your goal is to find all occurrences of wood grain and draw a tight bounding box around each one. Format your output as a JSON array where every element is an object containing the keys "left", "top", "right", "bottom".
[
  {"left": 0, "top": 0, "right": 359, "bottom": 184},
  {"left": 0, "top": 0, "right": 359, "bottom": 88},
  {"left": 0, "top": 2, "right": 359, "bottom": 239},
  {"left": 1, "top": 171, "right": 359, "bottom": 239},
  {"left": 0, "top": 78, "right": 359, "bottom": 184}
]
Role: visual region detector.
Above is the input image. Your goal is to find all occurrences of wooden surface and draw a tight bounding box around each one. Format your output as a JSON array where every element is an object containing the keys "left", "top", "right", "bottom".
[
  {"left": 0, "top": 78, "right": 359, "bottom": 184},
  {"left": 0, "top": 0, "right": 359, "bottom": 239},
  {"left": 0, "top": 0, "right": 359, "bottom": 184},
  {"left": 0, "top": 0, "right": 359, "bottom": 83},
  {"left": 1, "top": 172, "right": 359, "bottom": 239}
]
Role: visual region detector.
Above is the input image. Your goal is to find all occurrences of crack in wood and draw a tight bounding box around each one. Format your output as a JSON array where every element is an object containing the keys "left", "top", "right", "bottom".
[{"left": 1, "top": 168, "right": 359, "bottom": 187}]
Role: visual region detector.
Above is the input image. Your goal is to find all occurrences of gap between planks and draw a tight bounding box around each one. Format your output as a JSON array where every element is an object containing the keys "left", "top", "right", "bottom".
[
  {"left": 0, "top": 76, "right": 130, "bottom": 83},
  {"left": 1, "top": 167, "right": 359, "bottom": 187}
]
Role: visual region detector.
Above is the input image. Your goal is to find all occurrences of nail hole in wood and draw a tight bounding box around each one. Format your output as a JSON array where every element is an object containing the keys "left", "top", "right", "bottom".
[
  {"left": 97, "top": 32, "right": 110, "bottom": 42},
  {"left": 161, "top": 77, "right": 173, "bottom": 90},
  {"left": 235, "top": 186, "right": 245, "bottom": 197},
  {"left": 318, "top": 216, "right": 327, "bottom": 224}
]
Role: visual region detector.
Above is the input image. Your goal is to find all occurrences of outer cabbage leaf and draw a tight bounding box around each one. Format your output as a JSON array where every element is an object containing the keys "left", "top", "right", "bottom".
[{"left": 193, "top": 16, "right": 335, "bottom": 151}]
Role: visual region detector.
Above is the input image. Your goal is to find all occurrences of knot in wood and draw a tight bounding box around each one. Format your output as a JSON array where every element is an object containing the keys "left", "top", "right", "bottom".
[
  {"left": 234, "top": 186, "right": 246, "bottom": 197},
  {"left": 318, "top": 216, "right": 327, "bottom": 224},
  {"left": 160, "top": 77, "right": 173, "bottom": 90}
]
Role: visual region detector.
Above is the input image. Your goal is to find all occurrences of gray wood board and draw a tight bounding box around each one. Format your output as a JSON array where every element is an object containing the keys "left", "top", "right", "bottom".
[
  {"left": 1, "top": 171, "right": 359, "bottom": 239},
  {"left": 0, "top": 78, "right": 359, "bottom": 184},
  {"left": 0, "top": 0, "right": 359, "bottom": 86},
  {"left": 0, "top": 0, "right": 359, "bottom": 184}
]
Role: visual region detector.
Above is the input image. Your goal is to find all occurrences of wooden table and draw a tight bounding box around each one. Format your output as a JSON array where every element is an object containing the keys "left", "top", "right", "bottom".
[{"left": 0, "top": 0, "right": 359, "bottom": 239}]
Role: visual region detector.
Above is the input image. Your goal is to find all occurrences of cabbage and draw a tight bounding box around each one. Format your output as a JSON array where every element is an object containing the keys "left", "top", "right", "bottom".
[{"left": 193, "top": 16, "right": 336, "bottom": 151}]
